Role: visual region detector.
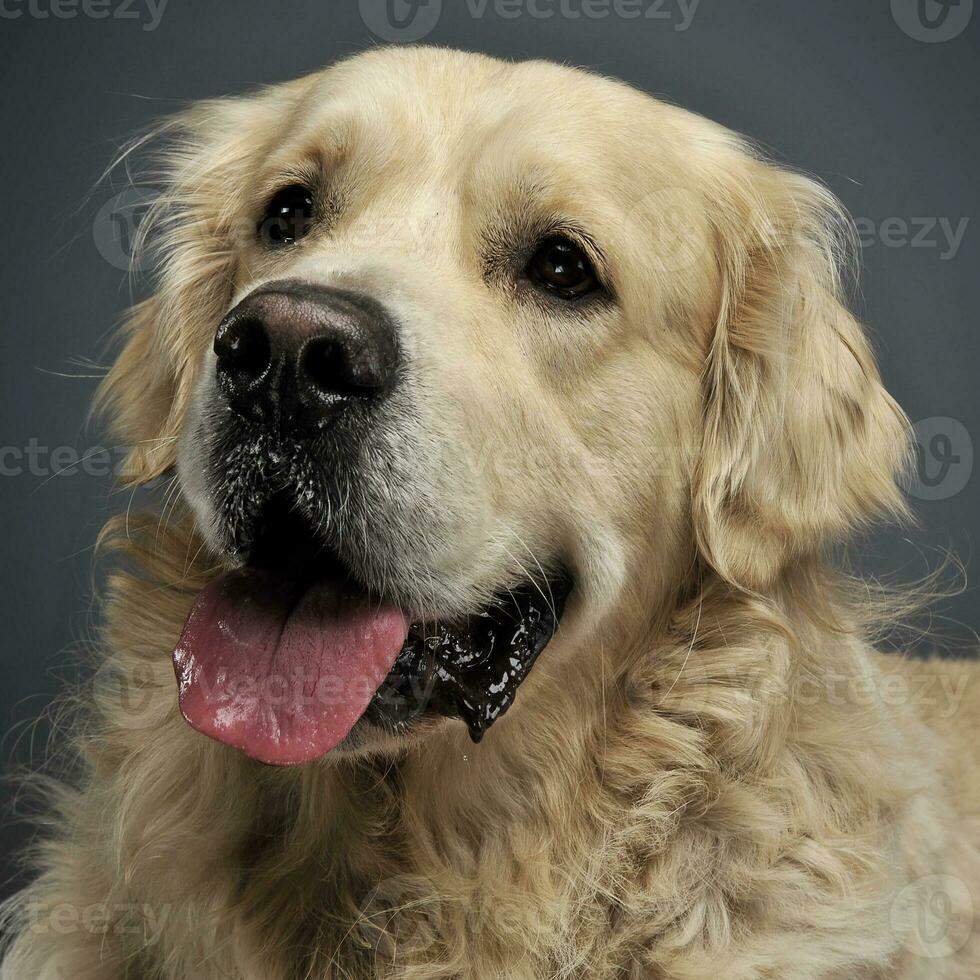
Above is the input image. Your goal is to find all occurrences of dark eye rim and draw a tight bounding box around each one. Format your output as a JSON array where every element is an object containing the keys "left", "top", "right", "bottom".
[
  {"left": 524, "top": 233, "right": 604, "bottom": 301},
  {"left": 257, "top": 182, "right": 318, "bottom": 247}
]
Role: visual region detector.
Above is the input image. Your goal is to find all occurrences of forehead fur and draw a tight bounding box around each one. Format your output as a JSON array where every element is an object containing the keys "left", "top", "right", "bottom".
[
  {"left": 244, "top": 48, "right": 730, "bottom": 351},
  {"left": 282, "top": 46, "right": 725, "bottom": 188}
]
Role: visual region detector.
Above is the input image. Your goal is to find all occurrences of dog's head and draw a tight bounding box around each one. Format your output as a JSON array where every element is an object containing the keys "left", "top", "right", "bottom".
[{"left": 100, "top": 48, "right": 909, "bottom": 764}]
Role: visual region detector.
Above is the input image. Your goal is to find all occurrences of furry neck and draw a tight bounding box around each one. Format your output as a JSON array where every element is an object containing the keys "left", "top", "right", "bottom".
[{"left": 91, "top": 520, "right": 924, "bottom": 977}]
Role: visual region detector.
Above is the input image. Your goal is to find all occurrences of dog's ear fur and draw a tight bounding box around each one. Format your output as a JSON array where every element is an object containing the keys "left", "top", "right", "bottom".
[
  {"left": 692, "top": 153, "right": 911, "bottom": 590},
  {"left": 94, "top": 86, "right": 309, "bottom": 485},
  {"left": 96, "top": 291, "right": 180, "bottom": 484}
]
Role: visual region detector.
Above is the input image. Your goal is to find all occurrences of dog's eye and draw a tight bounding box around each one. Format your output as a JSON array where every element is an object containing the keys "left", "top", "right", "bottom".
[
  {"left": 258, "top": 184, "right": 316, "bottom": 247},
  {"left": 526, "top": 236, "right": 599, "bottom": 299}
]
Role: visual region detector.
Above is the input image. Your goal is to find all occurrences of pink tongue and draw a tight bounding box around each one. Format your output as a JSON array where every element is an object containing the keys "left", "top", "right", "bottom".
[{"left": 172, "top": 569, "right": 409, "bottom": 765}]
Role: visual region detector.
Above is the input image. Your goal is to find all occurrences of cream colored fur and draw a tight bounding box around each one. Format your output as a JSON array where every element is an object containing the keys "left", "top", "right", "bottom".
[{"left": 2, "top": 47, "right": 978, "bottom": 980}]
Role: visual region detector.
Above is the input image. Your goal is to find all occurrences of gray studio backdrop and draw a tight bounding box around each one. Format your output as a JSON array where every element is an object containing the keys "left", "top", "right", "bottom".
[{"left": 1, "top": 0, "right": 978, "bottom": 895}]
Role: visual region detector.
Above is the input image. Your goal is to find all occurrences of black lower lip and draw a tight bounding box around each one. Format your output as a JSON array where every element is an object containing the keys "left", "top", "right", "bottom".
[{"left": 364, "top": 575, "right": 572, "bottom": 743}]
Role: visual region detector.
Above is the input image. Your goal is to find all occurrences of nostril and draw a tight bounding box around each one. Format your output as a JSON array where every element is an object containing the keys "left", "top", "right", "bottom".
[
  {"left": 214, "top": 316, "right": 271, "bottom": 382},
  {"left": 213, "top": 284, "right": 400, "bottom": 428},
  {"left": 299, "top": 337, "right": 381, "bottom": 401}
]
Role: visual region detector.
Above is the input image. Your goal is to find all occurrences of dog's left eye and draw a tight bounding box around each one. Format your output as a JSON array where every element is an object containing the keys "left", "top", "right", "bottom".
[
  {"left": 258, "top": 184, "right": 316, "bottom": 247},
  {"left": 526, "top": 236, "right": 599, "bottom": 299}
]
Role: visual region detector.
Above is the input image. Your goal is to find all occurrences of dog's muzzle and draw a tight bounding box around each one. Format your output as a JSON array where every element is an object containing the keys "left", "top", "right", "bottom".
[{"left": 172, "top": 279, "right": 571, "bottom": 765}]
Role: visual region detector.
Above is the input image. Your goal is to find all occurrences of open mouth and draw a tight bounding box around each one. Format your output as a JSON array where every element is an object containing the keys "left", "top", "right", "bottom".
[{"left": 172, "top": 493, "right": 571, "bottom": 765}]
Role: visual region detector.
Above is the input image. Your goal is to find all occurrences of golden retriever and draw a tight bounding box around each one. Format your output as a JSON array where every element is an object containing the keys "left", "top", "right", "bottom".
[{"left": 2, "top": 46, "right": 979, "bottom": 980}]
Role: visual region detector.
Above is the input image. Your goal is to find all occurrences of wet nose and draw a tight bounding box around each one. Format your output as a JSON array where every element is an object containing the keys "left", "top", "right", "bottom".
[{"left": 213, "top": 281, "right": 400, "bottom": 432}]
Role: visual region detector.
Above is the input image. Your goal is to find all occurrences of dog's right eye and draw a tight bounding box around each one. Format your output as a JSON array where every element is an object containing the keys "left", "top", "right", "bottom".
[
  {"left": 526, "top": 235, "right": 600, "bottom": 300},
  {"left": 258, "top": 184, "right": 316, "bottom": 247}
]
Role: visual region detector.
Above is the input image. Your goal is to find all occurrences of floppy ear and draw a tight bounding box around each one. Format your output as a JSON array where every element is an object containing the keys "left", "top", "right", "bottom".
[
  {"left": 94, "top": 85, "right": 312, "bottom": 485},
  {"left": 95, "top": 292, "right": 180, "bottom": 484},
  {"left": 692, "top": 156, "right": 912, "bottom": 589}
]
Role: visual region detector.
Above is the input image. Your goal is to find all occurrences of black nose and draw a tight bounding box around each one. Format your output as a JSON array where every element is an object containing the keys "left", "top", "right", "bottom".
[{"left": 214, "top": 281, "right": 400, "bottom": 431}]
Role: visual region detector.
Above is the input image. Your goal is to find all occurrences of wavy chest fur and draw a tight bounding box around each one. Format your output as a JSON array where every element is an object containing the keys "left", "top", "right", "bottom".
[{"left": 5, "top": 544, "right": 966, "bottom": 980}]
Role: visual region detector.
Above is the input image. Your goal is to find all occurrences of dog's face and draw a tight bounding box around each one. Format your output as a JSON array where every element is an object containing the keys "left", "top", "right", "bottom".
[{"left": 104, "top": 48, "right": 908, "bottom": 764}]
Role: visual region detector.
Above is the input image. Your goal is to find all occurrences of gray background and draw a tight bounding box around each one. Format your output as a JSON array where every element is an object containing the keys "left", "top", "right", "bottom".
[{"left": 1, "top": 0, "right": 978, "bottom": 896}]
